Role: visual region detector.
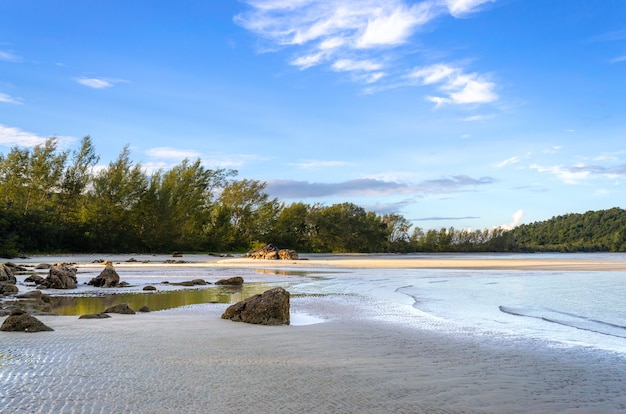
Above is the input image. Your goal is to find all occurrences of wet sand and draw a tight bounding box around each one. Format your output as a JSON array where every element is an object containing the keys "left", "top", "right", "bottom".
[{"left": 3, "top": 256, "right": 626, "bottom": 413}]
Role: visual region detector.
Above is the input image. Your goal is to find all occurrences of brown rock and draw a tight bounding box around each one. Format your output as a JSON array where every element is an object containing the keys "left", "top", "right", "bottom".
[
  {"left": 88, "top": 264, "right": 120, "bottom": 287},
  {"left": 278, "top": 249, "right": 299, "bottom": 260},
  {"left": 103, "top": 303, "right": 135, "bottom": 314},
  {"left": 0, "top": 263, "right": 16, "bottom": 284},
  {"left": 143, "top": 285, "right": 157, "bottom": 291},
  {"left": 221, "top": 287, "right": 290, "bottom": 325},
  {"left": 0, "top": 283, "right": 18, "bottom": 295},
  {"left": 79, "top": 313, "right": 112, "bottom": 319},
  {"left": 41, "top": 265, "right": 77, "bottom": 289},
  {"left": 0, "top": 309, "right": 54, "bottom": 332},
  {"left": 215, "top": 276, "right": 244, "bottom": 286}
]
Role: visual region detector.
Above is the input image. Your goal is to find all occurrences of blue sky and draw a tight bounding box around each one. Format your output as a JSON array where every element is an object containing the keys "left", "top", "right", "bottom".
[{"left": 1, "top": 0, "right": 626, "bottom": 230}]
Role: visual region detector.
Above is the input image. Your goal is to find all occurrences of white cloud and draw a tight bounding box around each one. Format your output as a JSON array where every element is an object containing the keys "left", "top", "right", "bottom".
[
  {"left": 611, "top": 55, "right": 626, "bottom": 63},
  {"left": 0, "top": 124, "right": 75, "bottom": 148},
  {"left": 0, "top": 92, "right": 22, "bottom": 104},
  {"left": 236, "top": 0, "right": 497, "bottom": 96},
  {"left": 288, "top": 159, "right": 352, "bottom": 169},
  {"left": 145, "top": 147, "right": 202, "bottom": 160},
  {"left": 462, "top": 113, "right": 495, "bottom": 121},
  {"left": 499, "top": 209, "right": 524, "bottom": 230},
  {"left": 409, "top": 64, "right": 497, "bottom": 106},
  {"left": 76, "top": 77, "right": 128, "bottom": 89},
  {"left": 0, "top": 50, "right": 22, "bottom": 62},
  {"left": 530, "top": 164, "right": 590, "bottom": 184},
  {"left": 493, "top": 156, "right": 520, "bottom": 168},
  {"left": 332, "top": 58, "right": 383, "bottom": 72},
  {"left": 444, "top": 0, "right": 495, "bottom": 17}
]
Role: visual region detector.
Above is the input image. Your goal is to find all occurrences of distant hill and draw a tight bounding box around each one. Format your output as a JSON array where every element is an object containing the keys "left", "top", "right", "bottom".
[{"left": 496, "top": 207, "right": 626, "bottom": 252}]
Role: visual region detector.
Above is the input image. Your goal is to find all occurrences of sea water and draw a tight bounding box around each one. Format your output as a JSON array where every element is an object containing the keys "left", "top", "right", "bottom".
[
  {"left": 9, "top": 253, "right": 626, "bottom": 354},
  {"left": 287, "top": 253, "right": 626, "bottom": 355}
]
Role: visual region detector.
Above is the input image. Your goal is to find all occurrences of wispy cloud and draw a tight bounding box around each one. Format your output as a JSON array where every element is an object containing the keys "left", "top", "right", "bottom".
[
  {"left": 76, "top": 77, "right": 128, "bottom": 89},
  {"left": 412, "top": 215, "right": 480, "bottom": 221},
  {"left": 0, "top": 49, "right": 22, "bottom": 62},
  {"left": 288, "top": 159, "right": 352, "bottom": 169},
  {"left": 462, "top": 113, "right": 495, "bottom": 122},
  {"left": 0, "top": 92, "right": 22, "bottom": 105},
  {"left": 493, "top": 156, "right": 520, "bottom": 168},
  {"left": 0, "top": 124, "right": 75, "bottom": 148},
  {"left": 265, "top": 174, "right": 495, "bottom": 198},
  {"left": 408, "top": 63, "right": 498, "bottom": 106},
  {"left": 610, "top": 55, "right": 626, "bottom": 63},
  {"left": 146, "top": 147, "right": 202, "bottom": 160},
  {"left": 530, "top": 162, "right": 626, "bottom": 184},
  {"left": 236, "top": 0, "right": 497, "bottom": 104}
]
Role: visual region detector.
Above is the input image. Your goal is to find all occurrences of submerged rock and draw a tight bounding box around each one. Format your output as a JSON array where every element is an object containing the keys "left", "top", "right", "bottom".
[
  {"left": 0, "top": 308, "right": 54, "bottom": 332},
  {"left": 103, "top": 303, "right": 135, "bottom": 314},
  {"left": 221, "top": 287, "right": 290, "bottom": 325},
  {"left": 79, "top": 313, "right": 112, "bottom": 319},
  {"left": 215, "top": 276, "right": 244, "bottom": 286}
]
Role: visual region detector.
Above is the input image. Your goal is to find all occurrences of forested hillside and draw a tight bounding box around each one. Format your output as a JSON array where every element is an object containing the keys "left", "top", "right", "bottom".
[
  {"left": 1, "top": 138, "right": 624, "bottom": 256},
  {"left": 493, "top": 208, "right": 626, "bottom": 252}
]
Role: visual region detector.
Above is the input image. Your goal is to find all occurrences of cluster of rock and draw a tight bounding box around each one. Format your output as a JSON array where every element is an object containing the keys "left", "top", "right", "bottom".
[
  {"left": 221, "top": 287, "right": 290, "bottom": 325},
  {"left": 1, "top": 263, "right": 18, "bottom": 296},
  {"left": 79, "top": 303, "right": 148, "bottom": 319},
  {"left": 245, "top": 244, "right": 299, "bottom": 260}
]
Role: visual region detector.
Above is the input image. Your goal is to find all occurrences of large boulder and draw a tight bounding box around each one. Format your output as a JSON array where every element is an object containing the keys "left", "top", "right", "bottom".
[
  {"left": 88, "top": 264, "right": 120, "bottom": 287},
  {"left": 221, "top": 287, "right": 290, "bottom": 325},
  {"left": 0, "top": 308, "right": 54, "bottom": 332},
  {"left": 40, "top": 264, "right": 77, "bottom": 289},
  {"left": 0, "top": 263, "right": 16, "bottom": 284},
  {"left": 215, "top": 276, "right": 244, "bottom": 286},
  {"left": 246, "top": 244, "right": 279, "bottom": 260}
]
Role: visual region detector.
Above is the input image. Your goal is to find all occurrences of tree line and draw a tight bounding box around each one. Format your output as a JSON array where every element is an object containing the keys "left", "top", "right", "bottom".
[{"left": 1, "top": 138, "right": 624, "bottom": 256}]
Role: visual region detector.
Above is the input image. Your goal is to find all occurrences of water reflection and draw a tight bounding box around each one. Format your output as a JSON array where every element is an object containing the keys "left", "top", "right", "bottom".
[{"left": 37, "top": 283, "right": 276, "bottom": 316}]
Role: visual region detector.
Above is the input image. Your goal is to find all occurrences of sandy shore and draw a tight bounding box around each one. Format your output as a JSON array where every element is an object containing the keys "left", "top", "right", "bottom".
[
  {"left": 215, "top": 254, "right": 626, "bottom": 271},
  {"left": 2, "top": 297, "right": 626, "bottom": 413},
  {"left": 3, "top": 255, "right": 626, "bottom": 413}
]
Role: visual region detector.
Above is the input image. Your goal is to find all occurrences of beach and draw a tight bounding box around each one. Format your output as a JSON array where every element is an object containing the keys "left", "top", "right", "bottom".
[{"left": 3, "top": 255, "right": 626, "bottom": 413}]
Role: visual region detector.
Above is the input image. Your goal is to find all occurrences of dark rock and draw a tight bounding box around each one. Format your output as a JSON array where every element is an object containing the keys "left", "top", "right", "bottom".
[
  {"left": 191, "top": 279, "right": 207, "bottom": 285},
  {"left": 103, "top": 303, "right": 135, "bottom": 314},
  {"left": 221, "top": 287, "right": 290, "bottom": 325},
  {"left": 0, "top": 283, "right": 18, "bottom": 295},
  {"left": 4, "top": 262, "right": 27, "bottom": 272},
  {"left": 118, "top": 281, "right": 131, "bottom": 287},
  {"left": 0, "top": 263, "right": 16, "bottom": 284},
  {"left": 88, "top": 264, "right": 120, "bottom": 288},
  {"left": 79, "top": 313, "right": 112, "bottom": 319},
  {"left": 24, "top": 275, "right": 45, "bottom": 284},
  {"left": 40, "top": 265, "right": 77, "bottom": 289},
  {"left": 143, "top": 285, "right": 157, "bottom": 291},
  {"left": 138, "top": 305, "right": 150, "bottom": 312},
  {"left": 35, "top": 263, "right": 51, "bottom": 270},
  {"left": 0, "top": 309, "right": 54, "bottom": 332},
  {"left": 126, "top": 257, "right": 137, "bottom": 262},
  {"left": 172, "top": 251, "right": 183, "bottom": 257},
  {"left": 215, "top": 276, "right": 244, "bottom": 286}
]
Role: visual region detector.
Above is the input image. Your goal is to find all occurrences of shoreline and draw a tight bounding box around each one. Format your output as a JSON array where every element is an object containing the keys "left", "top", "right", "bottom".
[{"left": 3, "top": 299, "right": 626, "bottom": 413}]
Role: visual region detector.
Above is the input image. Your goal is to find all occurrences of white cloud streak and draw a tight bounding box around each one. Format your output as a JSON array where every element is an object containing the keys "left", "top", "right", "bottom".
[
  {"left": 0, "top": 124, "right": 61, "bottom": 147},
  {"left": 0, "top": 50, "right": 22, "bottom": 62},
  {"left": 146, "top": 147, "right": 202, "bottom": 160},
  {"left": 236, "top": 0, "right": 497, "bottom": 105},
  {"left": 0, "top": 92, "right": 22, "bottom": 104},
  {"left": 76, "top": 77, "right": 128, "bottom": 89}
]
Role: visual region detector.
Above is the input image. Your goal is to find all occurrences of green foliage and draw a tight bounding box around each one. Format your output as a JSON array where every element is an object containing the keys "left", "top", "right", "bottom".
[
  {"left": 494, "top": 207, "right": 626, "bottom": 252},
  {"left": 2, "top": 137, "right": 624, "bottom": 255}
]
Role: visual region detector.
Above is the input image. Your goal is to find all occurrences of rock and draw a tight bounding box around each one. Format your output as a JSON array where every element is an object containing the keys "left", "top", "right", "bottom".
[
  {"left": 35, "top": 263, "right": 51, "bottom": 269},
  {"left": 0, "top": 283, "right": 18, "bottom": 295},
  {"left": 0, "top": 309, "right": 54, "bottom": 332},
  {"left": 215, "top": 276, "right": 244, "bottom": 286},
  {"left": 143, "top": 285, "right": 157, "bottom": 291},
  {"left": 278, "top": 249, "right": 299, "bottom": 260},
  {"left": 246, "top": 244, "right": 279, "bottom": 260},
  {"left": 126, "top": 257, "right": 137, "bottom": 262},
  {"left": 79, "top": 313, "right": 111, "bottom": 319},
  {"left": 4, "top": 262, "right": 27, "bottom": 272},
  {"left": 172, "top": 251, "right": 183, "bottom": 257},
  {"left": 40, "top": 265, "right": 77, "bottom": 289},
  {"left": 103, "top": 303, "right": 135, "bottom": 314},
  {"left": 221, "top": 287, "right": 290, "bottom": 325},
  {"left": 118, "top": 281, "right": 131, "bottom": 287},
  {"left": 16, "top": 290, "right": 42, "bottom": 299},
  {"left": 0, "top": 263, "right": 16, "bottom": 284},
  {"left": 87, "top": 264, "right": 120, "bottom": 287},
  {"left": 191, "top": 279, "right": 207, "bottom": 285},
  {"left": 24, "top": 275, "right": 45, "bottom": 284},
  {"left": 138, "top": 306, "right": 150, "bottom": 312}
]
